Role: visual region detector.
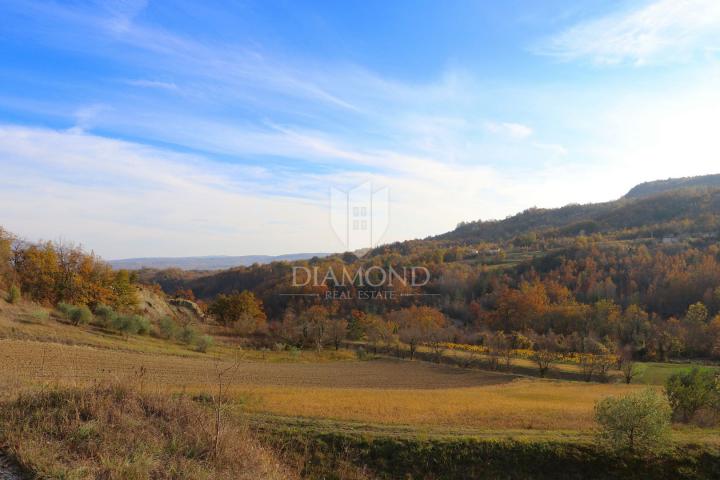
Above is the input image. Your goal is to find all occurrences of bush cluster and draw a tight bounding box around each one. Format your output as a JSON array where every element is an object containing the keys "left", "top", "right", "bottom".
[
  {"left": 156, "top": 316, "right": 213, "bottom": 353},
  {"left": 57, "top": 303, "right": 93, "bottom": 326},
  {"left": 665, "top": 368, "right": 720, "bottom": 423}
]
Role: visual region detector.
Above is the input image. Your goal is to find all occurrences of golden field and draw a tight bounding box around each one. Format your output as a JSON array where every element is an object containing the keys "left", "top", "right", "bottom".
[
  {"left": 1, "top": 334, "right": 640, "bottom": 432},
  {"left": 227, "top": 381, "right": 643, "bottom": 431},
  {"left": 0, "top": 300, "right": 698, "bottom": 436}
]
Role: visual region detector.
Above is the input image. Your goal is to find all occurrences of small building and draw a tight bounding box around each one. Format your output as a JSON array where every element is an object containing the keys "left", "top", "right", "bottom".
[{"left": 662, "top": 236, "right": 679, "bottom": 245}]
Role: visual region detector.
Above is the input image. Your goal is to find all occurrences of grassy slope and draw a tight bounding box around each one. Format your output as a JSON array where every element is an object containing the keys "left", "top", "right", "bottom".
[{"left": 0, "top": 384, "right": 292, "bottom": 480}]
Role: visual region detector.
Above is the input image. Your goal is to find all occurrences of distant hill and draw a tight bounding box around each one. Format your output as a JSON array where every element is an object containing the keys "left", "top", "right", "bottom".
[
  {"left": 437, "top": 174, "right": 720, "bottom": 244},
  {"left": 109, "top": 253, "right": 329, "bottom": 271},
  {"left": 624, "top": 174, "right": 720, "bottom": 199}
]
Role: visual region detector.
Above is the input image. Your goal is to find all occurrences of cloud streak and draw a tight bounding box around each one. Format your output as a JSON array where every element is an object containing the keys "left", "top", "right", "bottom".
[{"left": 538, "top": 0, "right": 720, "bottom": 65}]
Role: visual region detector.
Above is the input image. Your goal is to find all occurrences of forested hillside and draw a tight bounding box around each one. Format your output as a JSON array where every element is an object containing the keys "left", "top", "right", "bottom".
[
  {"left": 136, "top": 175, "right": 720, "bottom": 362},
  {"left": 625, "top": 174, "right": 720, "bottom": 199},
  {"left": 441, "top": 181, "right": 720, "bottom": 244},
  {"left": 5, "top": 175, "right": 720, "bottom": 364}
]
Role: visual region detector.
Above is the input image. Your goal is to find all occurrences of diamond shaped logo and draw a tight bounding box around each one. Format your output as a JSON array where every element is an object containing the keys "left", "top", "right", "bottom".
[{"left": 330, "top": 182, "right": 389, "bottom": 257}]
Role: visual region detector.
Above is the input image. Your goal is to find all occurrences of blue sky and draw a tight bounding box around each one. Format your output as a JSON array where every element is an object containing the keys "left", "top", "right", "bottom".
[{"left": 1, "top": 0, "right": 719, "bottom": 259}]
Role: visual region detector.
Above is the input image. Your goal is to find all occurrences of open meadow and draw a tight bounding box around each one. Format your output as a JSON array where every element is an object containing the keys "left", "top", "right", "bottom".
[
  {"left": 1, "top": 336, "right": 645, "bottom": 432},
  {"left": 3, "top": 301, "right": 718, "bottom": 438},
  {"left": 0, "top": 304, "right": 684, "bottom": 436},
  {"left": 3, "top": 299, "right": 720, "bottom": 479}
]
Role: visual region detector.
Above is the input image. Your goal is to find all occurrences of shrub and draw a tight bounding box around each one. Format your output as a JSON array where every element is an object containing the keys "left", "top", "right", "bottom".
[
  {"left": 93, "top": 304, "right": 117, "bottom": 328},
  {"left": 195, "top": 335, "right": 214, "bottom": 353},
  {"left": 112, "top": 315, "right": 138, "bottom": 337},
  {"left": 158, "top": 316, "right": 179, "bottom": 340},
  {"left": 136, "top": 316, "right": 151, "bottom": 335},
  {"left": 178, "top": 324, "right": 198, "bottom": 345},
  {"left": 111, "top": 314, "right": 150, "bottom": 338},
  {"left": 665, "top": 368, "right": 719, "bottom": 423},
  {"left": 6, "top": 284, "right": 20, "bottom": 304},
  {"left": 57, "top": 302, "right": 74, "bottom": 317},
  {"left": 594, "top": 388, "right": 672, "bottom": 454},
  {"left": 69, "top": 305, "right": 93, "bottom": 326},
  {"left": 57, "top": 303, "right": 93, "bottom": 326}
]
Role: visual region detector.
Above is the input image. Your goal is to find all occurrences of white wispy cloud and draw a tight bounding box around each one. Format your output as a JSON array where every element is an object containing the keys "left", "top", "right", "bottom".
[
  {"left": 485, "top": 121, "right": 534, "bottom": 139},
  {"left": 71, "top": 103, "right": 111, "bottom": 133},
  {"left": 538, "top": 0, "right": 720, "bottom": 65},
  {"left": 0, "top": 124, "right": 594, "bottom": 259},
  {"left": 124, "top": 79, "right": 179, "bottom": 91}
]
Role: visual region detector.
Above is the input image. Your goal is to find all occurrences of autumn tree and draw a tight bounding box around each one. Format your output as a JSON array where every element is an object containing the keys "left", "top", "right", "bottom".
[
  {"left": 486, "top": 331, "right": 512, "bottom": 371},
  {"left": 279, "top": 306, "right": 304, "bottom": 344},
  {"left": 208, "top": 291, "right": 267, "bottom": 334},
  {"left": 300, "top": 305, "right": 331, "bottom": 353},
  {"left": 619, "top": 305, "right": 650, "bottom": 353},
  {"left": 390, "top": 306, "right": 449, "bottom": 360},
  {"left": 347, "top": 309, "right": 366, "bottom": 340},
  {"left": 0, "top": 227, "right": 13, "bottom": 289},
  {"left": 618, "top": 345, "right": 641, "bottom": 384},
  {"left": 329, "top": 318, "right": 349, "bottom": 350},
  {"left": 360, "top": 313, "right": 392, "bottom": 353},
  {"left": 13, "top": 242, "right": 59, "bottom": 304},
  {"left": 684, "top": 302, "right": 710, "bottom": 356},
  {"left": 493, "top": 281, "right": 548, "bottom": 331},
  {"left": 529, "top": 333, "right": 560, "bottom": 378},
  {"left": 112, "top": 269, "right": 139, "bottom": 310}
]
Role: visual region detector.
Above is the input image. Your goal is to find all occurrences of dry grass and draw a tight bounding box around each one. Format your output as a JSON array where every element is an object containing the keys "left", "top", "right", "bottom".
[
  {"left": 0, "top": 338, "right": 641, "bottom": 432},
  {"left": 227, "top": 380, "right": 643, "bottom": 431},
  {"left": 0, "top": 384, "right": 293, "bottom": 480},
  {"left": 0, "top": 339, "right": 511, "bottom": 393}
]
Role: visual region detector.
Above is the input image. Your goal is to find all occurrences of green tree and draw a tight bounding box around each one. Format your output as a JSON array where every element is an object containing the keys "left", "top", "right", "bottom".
[
  {"left": 594, "top": 389, "right": 672, "bottom": 454},
  {"left": 93, "top": 304, "right": 117, "bottom": 328},
  {"left": 665, "top": 368, "right": 718, "bottom": 422},
  {"left": 70, "top": 304, "right": 93, "bottom": 326},
  {"left": 112, "top": 314, "right": 149, "bottom": 340},
  {"left": 158, "top": 316, "right": 179, "bottom": 340},
  {"left": 6, "top": 284, "right": 20, "bottom": 304}
]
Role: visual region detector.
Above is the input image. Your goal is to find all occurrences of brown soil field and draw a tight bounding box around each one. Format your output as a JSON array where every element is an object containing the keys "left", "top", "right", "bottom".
[
  {"left": 0, "top": 338, "right": 644, "bottom": 431},
  {"left": 0, "top": 339, "right": 514, "bottom": 391}
]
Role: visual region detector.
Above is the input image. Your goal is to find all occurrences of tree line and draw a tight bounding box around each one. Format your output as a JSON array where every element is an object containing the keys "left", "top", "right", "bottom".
[{"left": 0, "top": 227, "right": 137, "bottom": 309}]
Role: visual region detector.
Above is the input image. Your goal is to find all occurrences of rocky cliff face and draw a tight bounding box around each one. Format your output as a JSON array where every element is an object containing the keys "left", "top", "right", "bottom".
[{"left": 135, "top": 285, "right": 204, "bottom": 324}]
